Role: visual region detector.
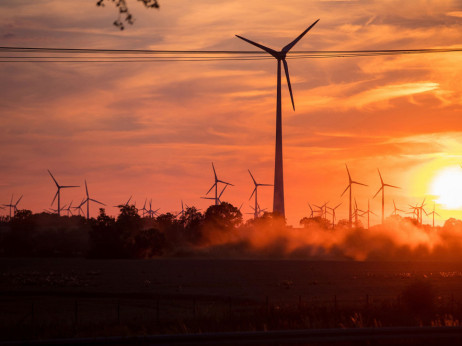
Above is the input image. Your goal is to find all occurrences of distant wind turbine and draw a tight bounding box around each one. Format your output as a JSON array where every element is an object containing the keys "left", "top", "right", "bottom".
[
  {"left": 3, "top": 195, "right": 23, "bottom": 218},
  {"left": 392, "top": 200, "right": 405, "bottom": 216},
  {"left": 114, "top": 196, "right": 132, "bottom": 208},
  {"left": 48, "top": 170, "right": 79, "bottom": 216},
  {"left": 204, "top": 162, "right": 233, "bottom": 206},
  {"left": 79, "top": 180, "right": 105, "bottom": 219},
  {"left": 327, "top": 203, "right": 342, "bottom": 229},
  {"left": 373, "top": 169, "right": 400, "bottom": 224},
  {"left": 361, "top": 200, "right": 376, "bottom": 230},
  {"left": 425, "top": 202, "right": 440, "bottom": 228},
  {"left": 236, "top": 19, "right": 320, "bottom": 218},
  {"left": 248, "top": 169, "right": 272, "bottom": 219},
  {"left": 341, "top": 164, "right": 367, "bottom": 228}
]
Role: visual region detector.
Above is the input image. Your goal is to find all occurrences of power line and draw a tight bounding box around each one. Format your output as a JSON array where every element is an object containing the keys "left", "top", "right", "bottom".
[{"left": 1, "top": 46, "right": 462, "bottom": 63}]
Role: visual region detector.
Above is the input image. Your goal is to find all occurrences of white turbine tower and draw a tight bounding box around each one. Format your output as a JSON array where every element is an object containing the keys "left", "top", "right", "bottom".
[{"left": 236, "top": 20, "right": 319, "bottom": 218}]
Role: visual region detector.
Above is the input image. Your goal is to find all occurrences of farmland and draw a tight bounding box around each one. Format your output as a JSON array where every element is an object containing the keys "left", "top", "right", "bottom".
[{"left": 1, "top": 258, "right": 462, "bottom": 341}]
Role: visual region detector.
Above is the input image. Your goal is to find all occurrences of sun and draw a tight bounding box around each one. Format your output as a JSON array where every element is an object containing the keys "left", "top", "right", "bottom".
[{"left": 430, "top": 166, "right": 462, "bottom": 209}]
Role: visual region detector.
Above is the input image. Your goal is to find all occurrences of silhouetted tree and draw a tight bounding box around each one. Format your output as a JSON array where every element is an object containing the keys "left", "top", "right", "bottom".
[
  {"left": 299, "top": 216, "right": 331, "bottom": 230},
  {"left": 180, "top": 206, "right": 204, "bottom": 244},
  {"left": 97, "top": 0, "right": 160, "bottom": 30},
  {"left": 204, "top": 202, "right": 242, "bottom": 232}
]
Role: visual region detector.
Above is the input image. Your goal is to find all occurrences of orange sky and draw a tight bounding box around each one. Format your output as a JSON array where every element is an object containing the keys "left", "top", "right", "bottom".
[{"left": 1, "top": 0, "right": 462, "bottom": 226}]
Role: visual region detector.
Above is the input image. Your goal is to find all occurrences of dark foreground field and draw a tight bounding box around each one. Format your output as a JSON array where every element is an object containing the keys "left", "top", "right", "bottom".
[{"left": 1, "top": 258, "right": 462, "bottom": 342}]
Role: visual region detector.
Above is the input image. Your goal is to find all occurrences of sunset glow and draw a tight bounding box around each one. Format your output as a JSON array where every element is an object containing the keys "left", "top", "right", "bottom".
[
  {"left": 1, "top": 0, "right": 462, "bottom": 227},
  {"left": 430, "top": 166, "right": 462, "bottom": 209}
]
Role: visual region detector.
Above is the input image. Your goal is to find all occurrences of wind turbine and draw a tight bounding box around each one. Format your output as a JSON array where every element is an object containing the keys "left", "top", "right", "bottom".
[
  {"left": 146, "top": 199, "right": 160, "bottom": 218},
  {"left": 307, "top": 203, "right": 314, "bottom": 218},
  {"left": 327, "top": 203, "right": 342, "bottom": 229},
  {"left": 314, "top": 202, "right": 329, "bottom": 219},
  {"left": 392, "top": 200, "right": 405, "bottom": 216},
  {"left": 3, "top": 195, "right": 23, "bottom": 218},
  {"left": 3, "top": 194, "right": 15, "bottom": 218},
  {"left": 425, "top": 202, "right": 440, "bottom": 228},
  {"left": 63, "top": 201, "right": 74, "bottom": 216},
  {"left": 341, "top": 164, "right": 367, "bottom": 228},
  {"left": 248, "top": 169, "right": 272, "bottom": 219},
  {"left": 114, "top": 196, "right": 132, "bottom": 208},
  {"left": 72, "top": 198, "right": 85, "bottom": 216},
  {"left": 353, "top": 198, "right": 365, "bottom": 228},
  {"left": 204, "top": 162, "right": 233, "bottom": 206},
  {"left": 79, "top": 180, "right": 105, "bottom": 219},
  {"left": 236, "top": 19, "right": 319, "bottom": 218},
  {"left": 373, "top": 169, "right": 400, "bottom": 224},
  {"left": 48, "top": 170, "right": 79, "bottom": 216},
  {"left": 361, "top": 200, "right": 376, "bottom": 230}
]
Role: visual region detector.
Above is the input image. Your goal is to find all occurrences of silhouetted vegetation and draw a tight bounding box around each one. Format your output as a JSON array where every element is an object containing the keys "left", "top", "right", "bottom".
[
  {"left": 3, "top": 205, "right": 462, "bottom": 260},
  {"left": 96, "top": 0, "right": 160, "bottom": 30}
]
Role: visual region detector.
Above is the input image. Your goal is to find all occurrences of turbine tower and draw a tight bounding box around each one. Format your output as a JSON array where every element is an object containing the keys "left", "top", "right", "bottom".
[
  {"left": 341, "top": 164, "right": 367, "bottom": 228},
  {"left": 327, "top": 202, "right": 342, "bottom": 229},
  {"left": 373, "top": 169, "right": 400, "bottom": 224},
  {"left": 79, "top": 180, "right": 105, "bottom": 219},
  {"left": 236, "top": 20, "right": 319, "bottom": 218},
  {"left": 425, "top": 202, "right": 440, "bottom": 228},
  {"left": 204, "top": 162, "right": 233, "bottom": 206},
  {"left": 48, "top": 170, "right": 79, "bottom": 216},
  {"left": 248, "top": 169, "right": 272, "bottom": 219},
  {"left": 361, "top": 200, "right": 376, "bottom": 230}
]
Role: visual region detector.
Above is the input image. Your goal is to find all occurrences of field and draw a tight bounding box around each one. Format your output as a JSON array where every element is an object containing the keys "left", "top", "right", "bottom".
[{"left": 1, "top": 258, "right": 462, "bottom": 341}]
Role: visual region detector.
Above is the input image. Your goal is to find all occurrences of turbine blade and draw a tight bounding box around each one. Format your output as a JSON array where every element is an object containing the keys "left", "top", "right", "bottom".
[
  {"left": 283, "top": 59, "right": 295, "bottom": 111},
  {"left": 345, "top": 164, "right": 351, "bottom": 182},
  {"left": 235, "top": 35, "right": 278, "bottom": 57},
  {"left": 51, "top": 191, "right": 59, "bottom": 206},
  {"left": 377, "top": 168, "right": 383, "bottom": 185},
  {"left": 249, "top": 187, "right": 256, "bottom": 201},
  {"left": 248, "top": 169, "right": 257, "bottom": 186},
  {"left": 206, "top": 183, "right": 216, "bottom": 195},
  {"left": 48, "top": 169, "right": 59, "bottom": 187},
  {"left": 90, "top": 198, "right": 105, "bottom": 206},
  {"left": 373, "top": 187, "right": 382, "bottom": 199},
  {"left": 340, "top": 184, "right": 350, "bottom": 197},
  {"left": 282, "top": 19, "right": 320, "bottom": 53},
  {"left": 212, "top": 162, "right": 217, "bottom": 181},
  {"left": 352, "top": 181, "right": 368, "bottom": 187},
  {"left": 61, "top": 185, "right": 79, "bottom": 188},
  {"left": 85, "top": 180, "right": 89, "bottom": 198},
  {"left": 259, "top": 184, "right": 273, "bottom": 186},
  {"left": 15, "top": 195, "right": 23, "bottom": 205},
  {"left": 219, "top": 185, "right": 228, "bottom": 198},
  {"left": 384, "top": 184, "right": 400, "bottom": 189}
]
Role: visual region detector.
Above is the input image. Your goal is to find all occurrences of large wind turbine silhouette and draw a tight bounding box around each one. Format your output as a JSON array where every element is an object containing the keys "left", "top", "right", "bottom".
[
  {"left": 236, "top": 20, "right": 319, "bottom": 218},
  {"left": 248, "top": 169, "right": 272, "bottom": 219},
  {"left": 79, "top": 180, "right": 105, "bottom": 219},
  {"left": 373, "top": 169, "right": 399, "bottom": 224},
  {"left": 204, "top": 162, "right": 233, "bottom": 206},
  {"left": 341, "top": 164, "right": 367, "bottom": 228},
  {"left": 48, "top": 170, "right": 79, "bottom": 216}
]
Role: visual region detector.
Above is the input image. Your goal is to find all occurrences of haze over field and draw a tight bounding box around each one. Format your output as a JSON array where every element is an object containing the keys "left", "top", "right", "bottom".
[{"left": 1, "top": 0, "right": 462, "bottom": 227}]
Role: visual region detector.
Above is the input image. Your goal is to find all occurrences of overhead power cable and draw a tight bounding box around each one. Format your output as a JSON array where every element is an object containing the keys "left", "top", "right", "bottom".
[{"left": 1, "top": 46, "right": 462, "bottom": 63}]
